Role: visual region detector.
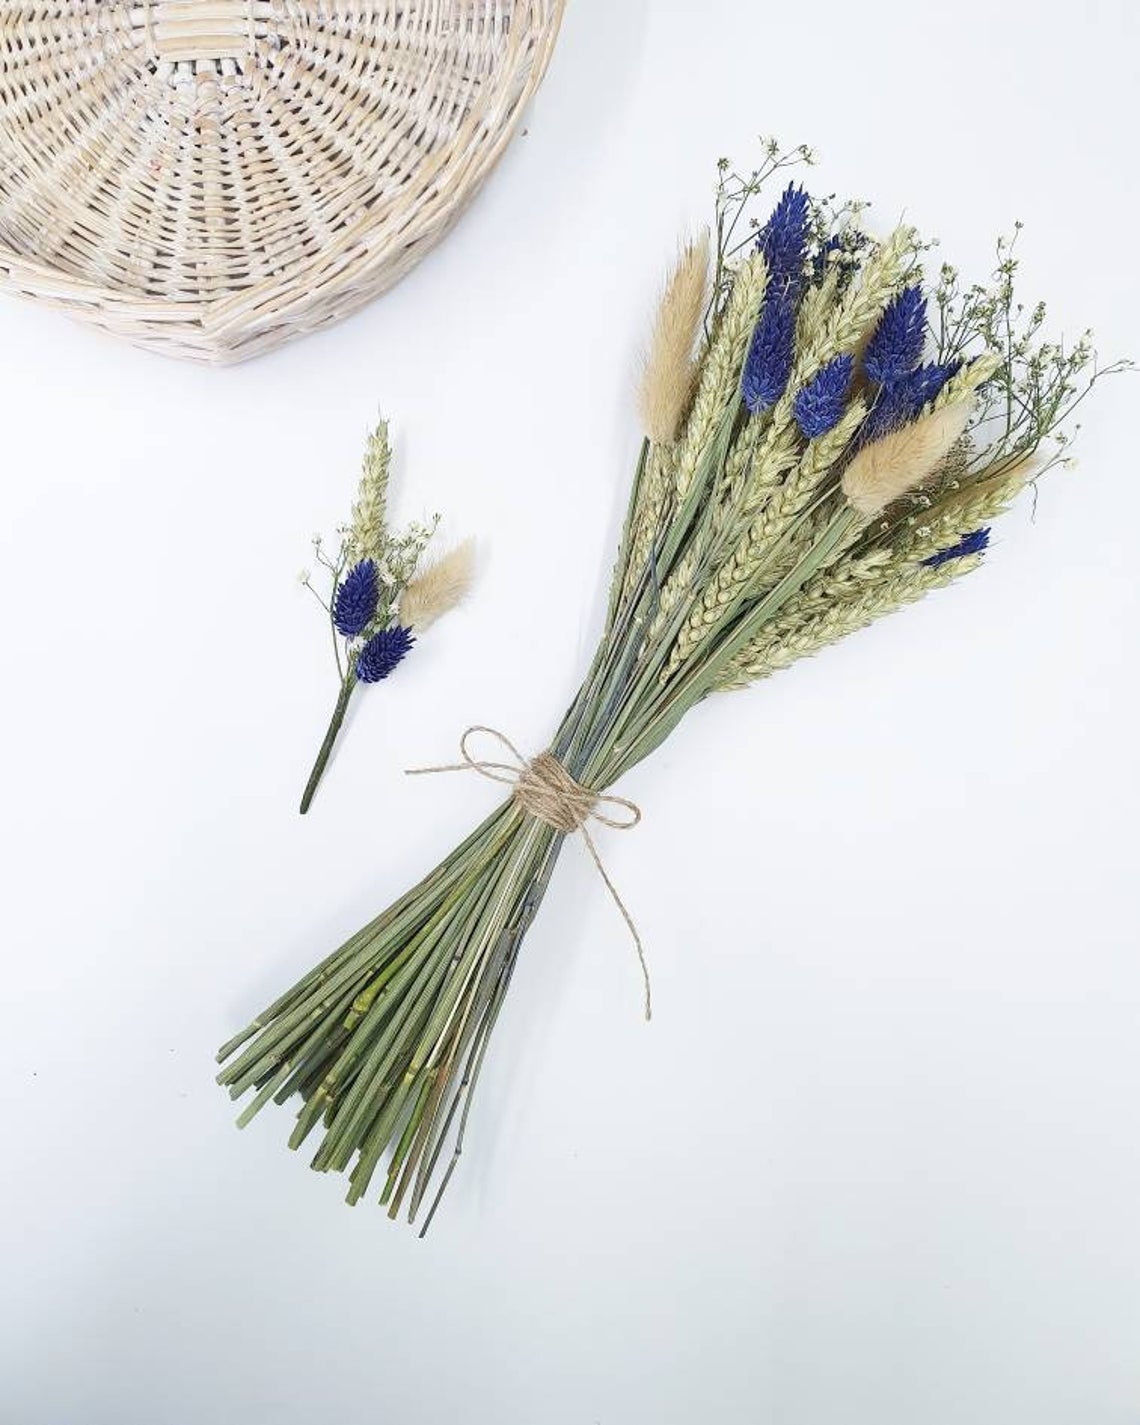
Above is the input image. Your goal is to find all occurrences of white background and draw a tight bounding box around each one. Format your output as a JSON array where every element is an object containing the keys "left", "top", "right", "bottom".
[{"left": 2, "top": 2, "right": 1138, "bottom": 1421}]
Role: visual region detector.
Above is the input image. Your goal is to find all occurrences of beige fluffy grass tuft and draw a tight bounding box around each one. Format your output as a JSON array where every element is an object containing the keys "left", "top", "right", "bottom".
[
  {"left": 639, "top": 233, "right": 711, "bottom": 444},
  {"left": 400, "top": 538, "right": 477, "bottom": 632},
  {"left": 842, "top": 400, "right": 975, "bottom": 517}
]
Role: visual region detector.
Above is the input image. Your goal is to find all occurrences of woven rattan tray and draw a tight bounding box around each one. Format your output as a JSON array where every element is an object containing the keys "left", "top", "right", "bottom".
[{"left": 0, "top": 1, "right": 564, "bottom": 362}]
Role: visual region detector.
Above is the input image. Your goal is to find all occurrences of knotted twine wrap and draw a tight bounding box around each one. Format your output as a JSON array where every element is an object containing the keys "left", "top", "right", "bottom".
[{"left": 407, "top": 726, "right": 651, "bottom": 1019}]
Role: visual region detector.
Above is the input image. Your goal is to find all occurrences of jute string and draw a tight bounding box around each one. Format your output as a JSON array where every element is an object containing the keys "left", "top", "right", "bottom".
[{"left": 407, "top": 726, "right": 651, "bottom": 1019}]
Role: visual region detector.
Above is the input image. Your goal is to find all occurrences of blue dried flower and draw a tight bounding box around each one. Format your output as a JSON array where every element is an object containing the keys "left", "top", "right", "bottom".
[
  {"left": 899, "top": 360, "right": 961, "bottom": 411},
  {"left": 742, "top": 292, "right": 796, "bottom": 413},
  {"left": 334, "top": 559, "right": 380, "bottom": 638},
  {"left": 862, "top": 361, "right": 962, "bottom": 441},
  {"left": 741, "top": 185, "right": 814, "bottom": 415},
  {"left": 864, "top": 286, "right": 928, "bottom": 385},
  {"left": 356, "top": 624, "right": 414, "bottom": 683},
  {"left": 922, "top": 528, "right": 991, "bottom": 568},
  {"left": 793, "top": 354, "right": 853, "bottom": 438},
  {"left": 812, "top": 234, "right": 845, "bottom": 280},
  {"left": 758, "top": 183, "right": 811, "bottom": 288}
]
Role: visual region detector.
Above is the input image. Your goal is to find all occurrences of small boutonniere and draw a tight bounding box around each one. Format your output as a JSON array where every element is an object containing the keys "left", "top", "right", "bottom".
[{"left": 298, "top": 418, "right": 475, "bottom": 813}]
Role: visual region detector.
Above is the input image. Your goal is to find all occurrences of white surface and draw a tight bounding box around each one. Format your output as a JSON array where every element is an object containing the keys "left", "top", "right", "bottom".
[{"left": 1, "top": 3, "right": 1138, "bottom": 1421}]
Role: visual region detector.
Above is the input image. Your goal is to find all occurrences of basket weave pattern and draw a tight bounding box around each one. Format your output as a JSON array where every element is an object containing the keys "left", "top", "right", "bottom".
[{"left": 0, "top": 1, "right": 565, "bottom": 361}]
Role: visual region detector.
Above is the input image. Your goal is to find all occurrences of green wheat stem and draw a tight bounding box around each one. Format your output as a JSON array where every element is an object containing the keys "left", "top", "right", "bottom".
[{"left": 299, "top": 666, "right": 358, "bottom": 815}]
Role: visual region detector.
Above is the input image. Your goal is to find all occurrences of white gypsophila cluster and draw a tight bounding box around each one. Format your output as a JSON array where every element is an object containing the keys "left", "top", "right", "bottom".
[{"left": 376, "top": 514, "right": 441, "bottom": 591}]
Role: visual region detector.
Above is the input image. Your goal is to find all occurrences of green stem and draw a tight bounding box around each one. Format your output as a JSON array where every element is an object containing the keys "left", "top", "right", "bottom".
[{"left": 299, "top": 670, "right": 358, "bottom": 815}]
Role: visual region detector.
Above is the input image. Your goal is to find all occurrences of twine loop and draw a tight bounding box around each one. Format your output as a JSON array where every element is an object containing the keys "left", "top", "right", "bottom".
[{"left": 408, "top": 727, "right": 651, "bottom": 1020}]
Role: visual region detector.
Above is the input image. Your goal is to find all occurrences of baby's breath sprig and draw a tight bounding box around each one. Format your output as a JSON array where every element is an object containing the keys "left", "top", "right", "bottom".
[
  {"left": 711, "top": 138, "right": 817, "bottom": 312},
  {"left": 298, "top": 418, "right": 475, "bottom": 814},
  {"left": 221, "top": 150, "right": 1125, "bottom": 1230}
]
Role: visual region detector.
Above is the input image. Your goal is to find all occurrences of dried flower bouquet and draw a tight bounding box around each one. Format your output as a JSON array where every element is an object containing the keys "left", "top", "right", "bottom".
[{"left": 218, "top": 144, "right": 1122, "bottom": 1231}]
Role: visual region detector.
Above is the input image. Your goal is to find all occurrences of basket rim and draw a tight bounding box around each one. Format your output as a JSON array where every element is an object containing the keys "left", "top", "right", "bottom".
[{"left": 0, "top": 0, "right": 567, "bottom": 357}]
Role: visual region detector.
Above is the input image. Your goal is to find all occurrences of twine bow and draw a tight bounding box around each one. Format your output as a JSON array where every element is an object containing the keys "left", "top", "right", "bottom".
[{"left": 407, "top": 726, "right": 651, "bottom": 1020}]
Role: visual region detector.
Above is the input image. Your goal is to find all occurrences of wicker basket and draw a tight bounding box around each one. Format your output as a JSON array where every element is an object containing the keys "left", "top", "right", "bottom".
[{"left": 0, "top": 1, "right": 565, "bottom": 363}]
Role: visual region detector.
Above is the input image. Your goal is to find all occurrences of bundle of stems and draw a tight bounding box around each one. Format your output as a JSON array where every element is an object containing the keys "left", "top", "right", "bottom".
[{"left": 218, "top": 144, "right": 1122, "bottom": 1231}]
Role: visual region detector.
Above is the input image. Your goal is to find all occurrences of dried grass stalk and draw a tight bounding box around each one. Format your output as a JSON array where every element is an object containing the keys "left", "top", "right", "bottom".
[
  {"left": 639, "top": 234, "right": 711, "bottom": 444},
  {"left": 400, "top": 539, "right": 477, "bottom": 632},
  {"left": 842, "top": 400, "right": 975, "bottom": 516}
]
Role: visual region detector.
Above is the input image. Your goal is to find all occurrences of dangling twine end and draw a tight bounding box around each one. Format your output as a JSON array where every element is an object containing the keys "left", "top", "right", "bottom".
[
  {"left": 578, "top": 822, "right": 652, "bottom": 1024},
  {"left": 409, "top": 726, "right": 653, "bottom": 1022}
]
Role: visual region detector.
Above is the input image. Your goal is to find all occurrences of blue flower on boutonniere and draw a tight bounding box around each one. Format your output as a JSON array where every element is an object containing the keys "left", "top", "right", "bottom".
[{"left": 298, "top": 418, "right": 476, "bottom": 814}]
